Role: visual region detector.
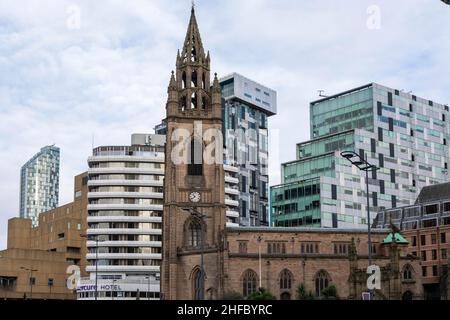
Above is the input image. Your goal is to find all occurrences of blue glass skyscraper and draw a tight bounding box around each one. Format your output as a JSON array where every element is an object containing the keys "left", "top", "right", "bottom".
[{"left": 19, "top": 145, "right": 60, "bottom": 226}]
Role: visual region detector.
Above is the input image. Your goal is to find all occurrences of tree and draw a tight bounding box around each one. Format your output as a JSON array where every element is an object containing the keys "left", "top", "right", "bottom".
[
  {"left": 247, "top": 288, "right": 276, "bottom": 300},
  {"left": 321, "top": 285, "right": 338, "bottom": 299},
  {"left": 296, "top": 283, "right": 314, "bottom": 300},
  {"left": 223, "top": 291, "right": 244, "bottom": 300}
]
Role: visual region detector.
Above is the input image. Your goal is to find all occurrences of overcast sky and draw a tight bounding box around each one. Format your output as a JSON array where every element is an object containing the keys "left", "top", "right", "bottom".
[{"left": 1, "top": 0, "right": 449, "bottom": 248}]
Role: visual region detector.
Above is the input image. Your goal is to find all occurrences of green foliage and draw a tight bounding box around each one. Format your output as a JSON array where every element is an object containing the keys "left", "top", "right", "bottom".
[
  {"left": 222, "top": 291, "right": 244, "bottom": 300},
  {"left": 296, "top": 283, "right": 315, "bottom": 300},
  {"left": 321, "top": 284, "right": 338, "bottom": 299},
  {"left": 247, "top": 288, "right": 276, "bottom": 300}
]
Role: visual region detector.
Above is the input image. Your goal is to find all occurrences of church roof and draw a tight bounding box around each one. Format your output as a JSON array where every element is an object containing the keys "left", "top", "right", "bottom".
[
  {"left": 415, "top": 182, "right": 450, "bottom": 204},
  {"left": 382, "top": 233, "right": 408, "bottom": 244}
]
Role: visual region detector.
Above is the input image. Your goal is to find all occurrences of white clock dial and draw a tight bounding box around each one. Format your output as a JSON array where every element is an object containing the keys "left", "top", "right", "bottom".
[{"left": 189, "top": 191, "right": 201, "bottom": 203}]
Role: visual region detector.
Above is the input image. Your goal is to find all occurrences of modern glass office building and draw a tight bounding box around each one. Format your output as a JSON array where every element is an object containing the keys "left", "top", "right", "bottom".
[
  {"left": 220, "top": 73, "right": 277, "bottom": 226},
  {"left": 19, "top": 145, "right": 60, "bottom": 227},
  {"left": 271, "top": 83, "right": 450, "bottom": 229}
]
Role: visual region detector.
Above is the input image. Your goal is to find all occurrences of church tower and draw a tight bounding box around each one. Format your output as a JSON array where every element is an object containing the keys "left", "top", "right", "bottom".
[{"left": 161, "top": 6, "right": 227, "bottom": 300}]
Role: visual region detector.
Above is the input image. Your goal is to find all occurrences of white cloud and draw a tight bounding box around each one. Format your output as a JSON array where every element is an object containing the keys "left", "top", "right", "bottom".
[{"left": 1, "top": 0, "right": 450, "bottom": 248}]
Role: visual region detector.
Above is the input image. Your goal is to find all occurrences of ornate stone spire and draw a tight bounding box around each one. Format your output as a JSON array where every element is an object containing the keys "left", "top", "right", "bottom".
[
  {"left": 178, "top": 4, "right": 207, "bottom": 68},
  {"left": 167, "top": 5, "right": 216, "bottom": 116}
]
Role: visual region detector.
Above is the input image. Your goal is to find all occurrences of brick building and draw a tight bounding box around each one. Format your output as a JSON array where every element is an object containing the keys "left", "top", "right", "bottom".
[
  {"left": 375, "top": 182, "right": 450, "bottom": 299},
  {"left": 0, "top": 172, "right": 88, "bottom": 299}
]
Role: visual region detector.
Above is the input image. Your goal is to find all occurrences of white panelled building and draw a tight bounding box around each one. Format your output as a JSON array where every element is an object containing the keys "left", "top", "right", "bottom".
[
  {"left": 78, "top": 134, "right": 164, "bottom": 300},
  {"left": 77, "top": 134, "right": 239, "bottom": 299}
]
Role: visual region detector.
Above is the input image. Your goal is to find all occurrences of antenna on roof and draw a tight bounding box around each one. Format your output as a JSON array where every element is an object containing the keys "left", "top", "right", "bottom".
[{"left": 318, "top": 90, "right": 328, "bottom": 98}]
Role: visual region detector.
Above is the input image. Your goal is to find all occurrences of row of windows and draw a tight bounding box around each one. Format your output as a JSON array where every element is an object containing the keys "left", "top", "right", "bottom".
[
  {"left": 90, "top": 186, "right": 163, "bottom": 193},
  {"left": 236, "top": 241, "right": 376, "bottom": 255},
  {"left": 416, "top": 249, "right": 448, "bottom": 261},
  {"left": 90, "top": 162, "right": 163, "bottom": 169},
  {"left": 274, "top": 183, "right": 321, "bottom": 202},
  {"left": 90, "top": 174, "right": 163, "bottom": 181},
  {"left": 89, "top": 199, "right": 163, "bottom": 205},
  {"left": 88, "top": 210, "right": 161, "bottom": 217},
  {"left": 91, "top": 235, "right": 161, "bottom": 242},
  {"left": 88, "top": 222, "right": 161, "bottom": 229},
  {"left": 411, "top": 233, "right": 447, "bottom": 246},
  {"left": 77, "top": 291, "right": 160, "bottom": 299},
  {"left": 242, "top": 268, "right": 331, "bottom": 298},
  {"left": 88, "top": 247, "right": 161, "bottom": 254},
  {"left": 89, "top": 260, "right": 160, "bottom": 266}
]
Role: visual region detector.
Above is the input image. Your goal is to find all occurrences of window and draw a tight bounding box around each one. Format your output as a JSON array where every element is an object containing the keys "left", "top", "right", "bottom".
[
  {"left": 48, "top": 278, "right": 54, "bottom": 287},
  {"left": 421, "top": 235, "right": 426, "bottom": 246},
  {"left": 279, "top": 269, "right": 293, "bottom": 290},
  {"left": 58, "top": 233, "right": 65, "bottom": 240},
  {"left": 29, "top": 277, "right": 36, "bottom": 286},
  {"left": 301, "top": 242, "right": 319, "bottom": 254},
  {"left": 188, "top": 138, "right": 203, "bottom": 176},
  {"left": 431, "top": 234, "right": 437, "bottom": 245},
  {"left": 242, "top": 269, "right": 257, "bottom": 297},
  {"left": 432, "top": 265, "right": 438, "bottom": 277},
  {"left": 267, "top": 242, "right": 286, "bottom": 254},
  {"left": 411, "top": 236, "right": 417, "bottom": 247},
  {"left": 442, "top": 249, "right": 447, "bottom": 260},
  {"left": 422, "top": 266, "right": 427, "bottom": 277},
  {"left": 403, "top": 265, "right": 413, "bottom": 280},
  {"left": 441, "top": 232, "right": 446, "bottom": 243},
  {"left": 238, "top": 241, "right": 248, "bottom": 254},
  {"left": 192, "top": 268, "right": 204, "bottom": 300},
  {"left": 187, "top": 220, "right": 202, "bottom": 248},
  {"left": 314, "top": 270, "right": 330, "bottom": 297},
  {"left": 333, "top": 243, "right": 350, "bottom": 255},
  {"left": 421, "top": 251, "right": 427, "bottom": 261},
  {"left": 432, "top": 249, "right": 437, "bottom": 260}
]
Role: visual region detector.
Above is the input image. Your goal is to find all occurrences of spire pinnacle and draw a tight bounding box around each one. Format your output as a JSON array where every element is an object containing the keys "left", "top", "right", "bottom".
[{"left": 178, "top": 2, "right": 205, "bottom": 66}]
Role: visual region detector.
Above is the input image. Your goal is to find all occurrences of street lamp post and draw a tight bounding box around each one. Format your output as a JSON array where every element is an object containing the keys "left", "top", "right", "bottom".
[
  {"left": 257, "top": 235, "right": 262, "bottom": 289},
  {"left": 340, "top": 151, "right": 379, "bottom": 299},
  {"left": 80, "top": 233, "right": 104, "bottom": 300},
  {"left": 20, "top": 267, "right": 38, "bottom": 300},
  {"left": 145, "top": 275, "right": 151, "bottom": 300}
]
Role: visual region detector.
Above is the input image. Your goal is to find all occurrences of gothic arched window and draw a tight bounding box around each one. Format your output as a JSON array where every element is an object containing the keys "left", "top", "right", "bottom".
[
  {"left": 180, "top": 95, "right": 187, "bottom": 111},
  {"left": 279, "top": 269, "right": 293, "bottom": 290},
  {"left": 314, "top": 270, "right": 330, "bottom": 297},
  {"left": 202, "top": 73, "right": 206, "bottom": 89},
  {"left": 201, "top": 96, "right": 207, "bottom": 109},
  {"left": 191, "top": 46, "right": 197, "bottom": 62},
  {"left": 182, "top": 72, "right": 187, "bottom": 89},
  {"left": 188, "top": 138, "right": 203, "bottom": 176},
  {"left": 188, "top": 220, "right": 202, "bottom": 247},
  {"left": 242, "top": 269, "right": 257, "bottom": 297},
  {"left": 191, "top": 70, "right": 197, "bottom": 88},
  {"left": 191, "top": 92, "right": 197, "bottom": 109},
  {"left": 192, "top": 267, "right": 204, "bottom": 300},
  {"left": 403, "top": 264, "right": 413, "bottom": 280}
]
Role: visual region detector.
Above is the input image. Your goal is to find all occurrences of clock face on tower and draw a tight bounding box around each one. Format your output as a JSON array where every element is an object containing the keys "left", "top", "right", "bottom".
[{"left": 189, "top": 191, "right": 201, "bottom": 203}]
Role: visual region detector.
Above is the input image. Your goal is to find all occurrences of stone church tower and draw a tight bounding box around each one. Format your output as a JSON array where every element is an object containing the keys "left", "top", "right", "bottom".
[{"left": 161, "top": 6, "right": 227, "bottom": 300}]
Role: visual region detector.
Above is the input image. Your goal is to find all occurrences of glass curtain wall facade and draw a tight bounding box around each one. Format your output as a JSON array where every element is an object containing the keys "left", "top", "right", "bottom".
[
  {"left": 20, "top": 145, "right": 60, "bottom": 227},
  {"left": 220, "top": 73, "right": 277, "bottom": 226},
  {"left": 271, "top": 83, "right": 450, "bottom": 228}
]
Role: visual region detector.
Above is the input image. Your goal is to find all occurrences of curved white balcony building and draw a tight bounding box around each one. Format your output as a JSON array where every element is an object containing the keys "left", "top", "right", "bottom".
[
  {"left": 80, "top": 137, "right": 165, "bottom": 301},
  {"left": 224, "top": 165, "right": 240, "bottom": 226}
]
